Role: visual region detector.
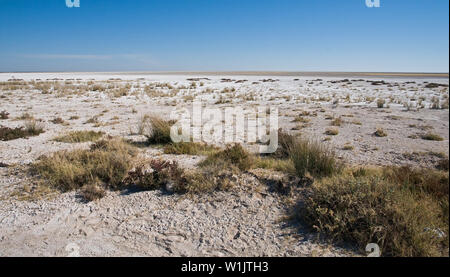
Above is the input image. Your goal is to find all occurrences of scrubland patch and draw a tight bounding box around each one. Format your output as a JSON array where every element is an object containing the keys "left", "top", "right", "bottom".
[{"left": 297, "top": 166, "right": 449, "bottom": 256}]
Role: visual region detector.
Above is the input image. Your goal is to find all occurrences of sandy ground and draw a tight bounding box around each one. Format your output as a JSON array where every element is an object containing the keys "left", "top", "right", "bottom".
[{"left": 0, "top": 72, "right": 448, "bottom": 256}]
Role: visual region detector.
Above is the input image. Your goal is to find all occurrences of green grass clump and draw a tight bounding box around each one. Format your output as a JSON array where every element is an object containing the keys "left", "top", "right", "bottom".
[
  {"left": 163, "top": 142, "right": 219, "bottom": 155},
  {"left": 199, "top": 144, "right": 253, "bottom": 171},
  {"left": 299, "top": 166, "right": 449, "bottom": 256},
  {"left": 54, "top": 130, "right": 104, "bottom": 143},
  {"left": 290, "top": 137, "right": 342, "bottom": 178},
  {"left": 254, "top": 157, "right": 295, "bottom": 173}
]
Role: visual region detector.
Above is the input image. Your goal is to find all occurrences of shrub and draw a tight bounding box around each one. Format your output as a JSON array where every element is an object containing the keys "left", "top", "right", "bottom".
[
  {"left": 24, "top": 120, "right": 44, "bottom": 135},
  {"left": 331, "top": 117, "right": 343, "bottom": 127},
  {"left": 122, "top": 159, "right": 185, "bottom": 191},
  {"left": 31, "top": 139, "right": 137, "bottom": 192},
  {"left": 298, "top": 167, "right": 449, "bottom": 256},
  {"left": 290, "top": 137, "right": 342, "bottom": 178},
  {"left": 325, "top": 128, "right": 339, "bottom": 136},
  {"left": 199, "top": 144, "right": 253, "bottom": 171},
  {"left": 421, "top": 133, "right": 444, "bottom": 141},
  {"left": 374, "top": 128, "right": 387, "bottom": 137},
  {"left": 54, "top": 130, "right": 104, "bottom": 143},
  {"left": 50, "top": 117, "right": 65, "bottom": 124},
  {"left": 0, "top": 110, "right": 9, "bottom": 120},
  {"left": 377, "top": 98, "right": 385, "bottom": 108},
  {"left": 0, "top": 120, "right": 44, "bottom": 141}
]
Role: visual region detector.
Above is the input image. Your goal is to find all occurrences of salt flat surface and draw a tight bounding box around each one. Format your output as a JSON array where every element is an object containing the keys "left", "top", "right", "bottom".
[{"left": 0, "top": 72, "right": 448, "bottom": 256}]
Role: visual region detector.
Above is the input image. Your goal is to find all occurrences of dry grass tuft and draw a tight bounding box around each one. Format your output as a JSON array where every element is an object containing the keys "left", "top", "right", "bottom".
[
  {"left": 374, "top": 128, "right": 388, "bottom": 137},
  {"left": 54, "top": 130, "right": 104, "bottom": 143},
  {"left": 325, "top": 127, "right": 339, "bottom": 136},
  {"left": 290, "top": 137, "right": 342, "bottom": 178},
  {"left": 144, "top": 116, "right": 173, "bottom": 144},
  {"left": 31, "top": 139, "right": 137, "bottom": 192},
  {"left": 0, "top": 120, "right": 44, "bottom": 141},
  {"left": 81, "top": 182, "right": 106, "bottom": 201},
  {"left": 331, "top": 117, "right": 343, "bottom": 127},
  {"left": 421, "top": 133, "right": 444, "bottom": 141}
]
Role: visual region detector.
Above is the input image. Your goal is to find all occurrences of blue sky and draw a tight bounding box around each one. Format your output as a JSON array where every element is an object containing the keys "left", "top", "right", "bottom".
[{"left": 0, "top": 0, "right": 448, "bottom": 72}]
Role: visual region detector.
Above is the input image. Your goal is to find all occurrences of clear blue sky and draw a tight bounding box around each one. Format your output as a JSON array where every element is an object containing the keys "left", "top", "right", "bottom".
[{"left": 0, "top": 0, "right": 448, "bottom": 72}]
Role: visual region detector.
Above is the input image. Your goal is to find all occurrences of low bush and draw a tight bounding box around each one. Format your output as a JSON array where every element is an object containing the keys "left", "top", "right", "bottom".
[
  {"left": 298, "top": 166, "right": 449, "bottom": 256},
  {"left": 0, "top": 120, "right": 44, "bottom": 141},
  {"left": 421, "top": 133, "right": 444, "bottom": 141},
  {"left": 199, "top": 144, "right": 253, "bottom": 171}
]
